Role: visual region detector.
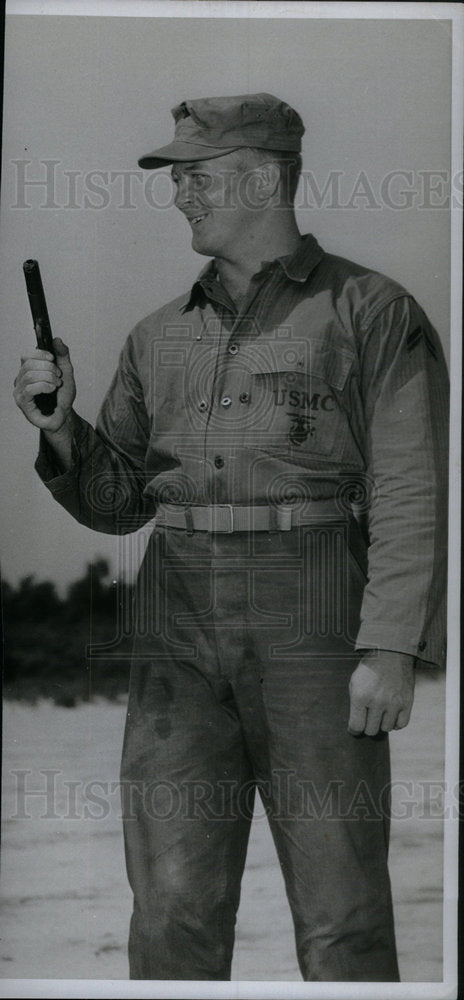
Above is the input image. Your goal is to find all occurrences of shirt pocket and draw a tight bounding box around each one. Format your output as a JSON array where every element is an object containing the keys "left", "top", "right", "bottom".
[{"left": 245, "top": 339, "right": 354, "bottom": 459}]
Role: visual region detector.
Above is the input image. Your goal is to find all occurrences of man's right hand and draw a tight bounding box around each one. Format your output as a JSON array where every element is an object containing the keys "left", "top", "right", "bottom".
[{"left": 14, "top": 337, "right": 76, "bottom": 433}]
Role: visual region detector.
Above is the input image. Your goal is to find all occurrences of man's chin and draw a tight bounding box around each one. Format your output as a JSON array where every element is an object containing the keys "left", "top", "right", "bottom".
[{"left": 191, "top": 235, "right": 215, "bottom": 257}]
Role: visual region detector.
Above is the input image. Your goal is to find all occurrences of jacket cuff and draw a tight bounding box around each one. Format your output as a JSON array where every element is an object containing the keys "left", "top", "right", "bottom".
[
  {"left": 355, "top": 625, "right": 445, "bottom": 670},
  {"left": 34, "top": 412, "right": 91, "bottom": 494}
]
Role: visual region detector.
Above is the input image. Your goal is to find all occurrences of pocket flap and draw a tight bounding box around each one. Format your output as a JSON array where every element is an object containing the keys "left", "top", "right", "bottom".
[{"left": 250, "top": 339, "right": 354, "bottom": 391}]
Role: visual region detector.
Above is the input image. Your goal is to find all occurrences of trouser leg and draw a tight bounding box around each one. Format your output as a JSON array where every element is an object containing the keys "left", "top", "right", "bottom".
[
  {"left": 226, "top": 523, "right": 400, "bottom": 982},
  {"left": 121, "top": 660, "right": 254, "bottom": 980},
  {"left": 120, "top": 527, "right": 254, "bottom": 980},
  {"left": 256, "top": 659, "right": 399, "bottom": 981}
]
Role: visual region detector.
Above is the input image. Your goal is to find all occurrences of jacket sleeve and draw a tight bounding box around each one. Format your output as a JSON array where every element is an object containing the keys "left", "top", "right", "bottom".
[
  {"left": 354, "top": 295, "right": 449, "bottom": 668},
  {"left": 35, "top": 332, "right": 157, "bottom": 534}
]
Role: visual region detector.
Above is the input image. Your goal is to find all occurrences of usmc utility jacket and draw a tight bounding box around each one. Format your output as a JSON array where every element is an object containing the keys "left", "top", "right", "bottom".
[{"left": 36, "top": 234, "right": 449, "bottom": 668}]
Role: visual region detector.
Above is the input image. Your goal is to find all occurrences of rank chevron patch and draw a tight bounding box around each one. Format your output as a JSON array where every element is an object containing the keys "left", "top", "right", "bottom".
[{"left": 406, "top": 325, "right": 437, "bottom": 359}]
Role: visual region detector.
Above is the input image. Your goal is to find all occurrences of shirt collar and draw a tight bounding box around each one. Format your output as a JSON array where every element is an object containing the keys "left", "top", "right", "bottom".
[
  {"left": 276, "top": 233, "right": 324, "bottom": 281},
  {"left": 180, "top": 233, "right": 325, "bottom": 313},
  {"left": 180, "top": 261, "right": 219, "bottom": 313}
]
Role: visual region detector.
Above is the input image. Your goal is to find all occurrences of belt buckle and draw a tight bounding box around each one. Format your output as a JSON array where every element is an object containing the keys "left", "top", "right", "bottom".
[{"left": 209, "top": 504, "right": 235, "bottom": 533}]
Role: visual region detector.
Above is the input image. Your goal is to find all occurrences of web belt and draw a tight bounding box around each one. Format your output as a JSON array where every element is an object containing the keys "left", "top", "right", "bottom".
[{"left": 155, "top": 500, "right": 347, "bottom": 533}]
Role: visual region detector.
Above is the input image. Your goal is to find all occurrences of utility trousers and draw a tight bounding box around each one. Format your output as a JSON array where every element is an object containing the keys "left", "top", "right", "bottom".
[{"left": 120, "top": 514, "right": 400, "bottom": 981}]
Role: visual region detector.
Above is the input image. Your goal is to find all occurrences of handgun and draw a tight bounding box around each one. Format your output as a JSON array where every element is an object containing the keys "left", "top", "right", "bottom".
[{"left": 23, "top": 259, "right": 58, "bottom": 416}]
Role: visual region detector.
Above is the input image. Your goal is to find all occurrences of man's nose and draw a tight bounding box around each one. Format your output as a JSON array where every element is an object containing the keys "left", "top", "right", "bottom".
[{"left": 174, "top": 176, "right": 194, "bottom": 210}]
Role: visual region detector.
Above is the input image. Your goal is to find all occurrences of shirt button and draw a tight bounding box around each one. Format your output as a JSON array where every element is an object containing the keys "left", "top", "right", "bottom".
[
  {"left": 239, "top": 391, "right": 250, "bottom": 403},
  {"left": 228, "top": 343, "right": 239, "bottom": 356},
  {"left": 221, "top": 396, "right": 232, "bottom": 408},
  {"left": 214, "top": 455, "right": 224, "bottom": 469},
  {"left": 198, "top": 400, "right": 208, "bottom": 412},
  {"left": 418, "top": 640, "right": 427, "bottom": 651}
]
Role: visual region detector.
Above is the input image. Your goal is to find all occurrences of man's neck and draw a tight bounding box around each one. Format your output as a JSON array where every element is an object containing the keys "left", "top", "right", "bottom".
[{"left": 214, "top": 219, "right": 303, "bottom": 307}]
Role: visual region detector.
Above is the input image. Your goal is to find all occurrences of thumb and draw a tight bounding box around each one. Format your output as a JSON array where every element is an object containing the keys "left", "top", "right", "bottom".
[{"left": 52, "top": 337, "right": 71, "bottom": 361}]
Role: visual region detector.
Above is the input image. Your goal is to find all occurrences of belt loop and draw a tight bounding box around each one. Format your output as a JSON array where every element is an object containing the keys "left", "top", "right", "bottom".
[
  {"left": 225, "top": 505, "right": 234, "bottom": 533},
  {"left": 277, "top": 505, "right": 293, "bottom": 531},
  {"left": 184, "top": 507, "right": 194, "bottom": 536},
  {"left": 269, "top": 505, "right": 280, "bottom": 532}
]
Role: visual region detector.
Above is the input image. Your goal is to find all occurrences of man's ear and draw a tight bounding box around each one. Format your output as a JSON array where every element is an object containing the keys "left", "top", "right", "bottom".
[{"left": 254, "top": 161, "right": 281, "bottom": 201}]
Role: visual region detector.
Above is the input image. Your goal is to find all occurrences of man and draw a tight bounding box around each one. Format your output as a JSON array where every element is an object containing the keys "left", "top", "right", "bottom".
[{"left": 14, "top": 93, "right": 448, "bottom": 982}]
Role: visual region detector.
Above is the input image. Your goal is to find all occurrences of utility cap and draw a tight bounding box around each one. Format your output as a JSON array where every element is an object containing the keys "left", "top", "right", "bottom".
[{"left": 138, "top": 92, "right": 304, "bottom": 169}]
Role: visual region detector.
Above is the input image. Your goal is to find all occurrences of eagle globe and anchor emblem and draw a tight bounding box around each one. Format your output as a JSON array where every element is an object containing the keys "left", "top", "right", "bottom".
[{"left": 287, "top": 412, "right": 316, "bottom": 446}]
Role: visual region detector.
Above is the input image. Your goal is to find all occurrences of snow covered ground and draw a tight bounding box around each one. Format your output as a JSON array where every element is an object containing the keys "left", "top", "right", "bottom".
[{"left": 1, "top": 675, "right": 446, "bottom": 983}]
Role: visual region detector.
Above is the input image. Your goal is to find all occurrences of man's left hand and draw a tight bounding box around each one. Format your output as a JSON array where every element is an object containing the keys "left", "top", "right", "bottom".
[{"left": 348, "top": 650, "right": 416, "bottom": 736}]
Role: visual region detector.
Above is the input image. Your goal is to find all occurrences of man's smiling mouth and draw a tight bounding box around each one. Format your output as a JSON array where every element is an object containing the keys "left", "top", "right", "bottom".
[{"left": 190, "top": 214, "right": 207, "bottom": 226}]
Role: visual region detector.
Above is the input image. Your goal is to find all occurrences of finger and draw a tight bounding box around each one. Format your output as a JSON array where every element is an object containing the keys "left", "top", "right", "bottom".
[
  {"left": 18, "top": 377, "right": 60, "bottom": 398},
  {"left": 394, "top": 706, "right": 413, "bottom": 730},
  {"left": 364, "top": 708, "right": 384, "bottom": 737},
  {"left": 21, "top": 350, "right": 54, "bottom": 364},
  {"left": 21, "top": 358, "right": 61, "bottom": 374},
  {"left": 53, "top": 337, "right": 70, "bottom": 359},
  {"left": 22, "top": 380, "right": 58, "bottom": 397},
  {"left": 22, "top": 370, "right": 60, "bottom": 386},
  {"left": 348, "top": 703, "right": 367, "bottom": 735},
  {"left": 380, "top": 708, "right": 399, "bottom": 732}
]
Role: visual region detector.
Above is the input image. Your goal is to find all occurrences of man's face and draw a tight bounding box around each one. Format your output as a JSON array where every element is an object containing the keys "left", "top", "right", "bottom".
[{"left": 171, "top": 152, "right": 256, "bottom": 259}]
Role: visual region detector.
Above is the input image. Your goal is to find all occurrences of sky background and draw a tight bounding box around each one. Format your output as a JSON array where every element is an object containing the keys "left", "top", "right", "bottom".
[{"left": 0, "top": 10, "right": 454, "bottom": 591}]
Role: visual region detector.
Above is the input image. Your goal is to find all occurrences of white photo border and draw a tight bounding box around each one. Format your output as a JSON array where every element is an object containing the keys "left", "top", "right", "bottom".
[{"left": 1, "top": 2, "right": 462, "bottom": 999}]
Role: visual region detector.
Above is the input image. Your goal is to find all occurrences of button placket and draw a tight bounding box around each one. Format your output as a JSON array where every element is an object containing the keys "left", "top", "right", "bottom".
[
  {"left": 214, "top": 320, "right": 241, "bottom": 416},
  {"left": 203, "top": 305, "right": 234, "bottom": 499},
  {"left": 192, "top": 309, "right": 216, "bottom": 422},
  {"left": 205, "top": 276, "right": 278, "bottom": 499}
]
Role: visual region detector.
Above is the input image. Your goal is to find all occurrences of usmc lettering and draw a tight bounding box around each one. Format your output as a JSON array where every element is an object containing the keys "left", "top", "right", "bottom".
[{"left": 273, "top": 388, "right": 335, "bottom": 411}]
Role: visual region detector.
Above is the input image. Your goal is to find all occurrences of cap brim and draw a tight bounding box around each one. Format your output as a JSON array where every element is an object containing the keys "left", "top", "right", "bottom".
[{"left": 138, "top": 140, "right": 241, "bottom": 169}]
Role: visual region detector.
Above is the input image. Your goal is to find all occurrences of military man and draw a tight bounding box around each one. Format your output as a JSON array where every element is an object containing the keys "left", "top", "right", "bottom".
[{"left": 14, "top": 93, "right": 448, "bottom": 982}]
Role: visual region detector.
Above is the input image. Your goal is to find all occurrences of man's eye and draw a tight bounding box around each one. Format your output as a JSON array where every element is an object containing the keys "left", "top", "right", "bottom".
[{"left": 192, "top": 175, "right": 208, "bottom": 188}]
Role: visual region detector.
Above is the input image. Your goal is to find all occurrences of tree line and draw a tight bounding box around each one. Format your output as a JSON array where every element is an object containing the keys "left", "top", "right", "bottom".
[{"left": 2, "top": 559, "right": 133, "bottom": 706}]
